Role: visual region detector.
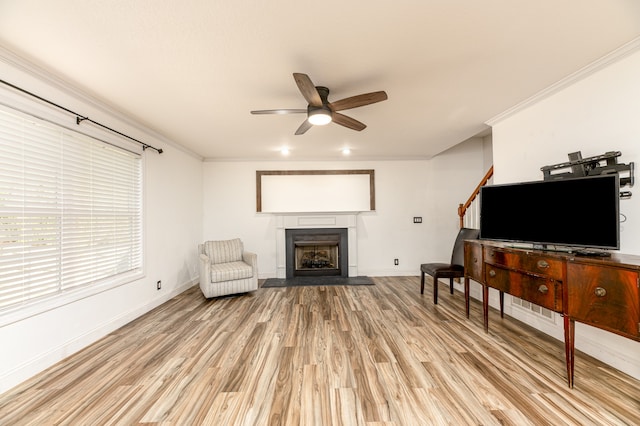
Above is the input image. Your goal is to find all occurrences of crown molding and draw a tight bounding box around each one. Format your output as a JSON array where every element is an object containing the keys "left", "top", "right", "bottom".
[{"left": 486, "top": 36, "right": 640, "bottom": 127}]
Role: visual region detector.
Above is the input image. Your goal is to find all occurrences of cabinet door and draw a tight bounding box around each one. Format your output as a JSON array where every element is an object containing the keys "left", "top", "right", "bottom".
[
  {"left": 567, "top": 263, "right": 640, "bottom": 339},
  {"left": 464, "top": 241, "right": 483, "bottom": 282}
]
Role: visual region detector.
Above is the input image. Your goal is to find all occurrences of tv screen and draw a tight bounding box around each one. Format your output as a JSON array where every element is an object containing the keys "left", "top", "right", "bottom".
[{"left": 479, "top": 174, "right": 620, "bottom": 251}]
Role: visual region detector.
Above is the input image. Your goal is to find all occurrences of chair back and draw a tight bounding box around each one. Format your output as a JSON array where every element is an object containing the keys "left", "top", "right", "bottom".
[
  {"left": 203, "top": 238, "right": 244, "bottom": 264},
  {"left": 450, "top": 228, "right": 480, "bottom": 266}
]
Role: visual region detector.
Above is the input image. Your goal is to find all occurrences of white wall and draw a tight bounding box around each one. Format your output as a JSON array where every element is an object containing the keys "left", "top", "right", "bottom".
[
  {"left": 202, "top": 142, "right": 487, "bottom": 279},
  {"left": 0, "top": 51, "right": 204, "bottom": 393},
  {"left": 489, "top": 44, "right": 640, "bottom": 379}
]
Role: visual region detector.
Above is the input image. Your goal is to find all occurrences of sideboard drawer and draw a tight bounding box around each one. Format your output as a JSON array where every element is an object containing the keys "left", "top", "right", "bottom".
[
  {"left": 484, "top": 248, "right": 563, "bottom": 281},
  {"left": 485, "top": 265, "right": 563, "bottom": 312},
  {"left": 567, "top": 263, "right": 640, "bottom": 339}
]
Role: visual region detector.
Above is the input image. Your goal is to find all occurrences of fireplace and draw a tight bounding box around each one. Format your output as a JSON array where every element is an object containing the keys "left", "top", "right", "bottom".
[
  {"left": 285, "top": 228, "right": 348, "bottom": 278},
  {"left": 275, "top": 214, "right": 358, "bottom": 279}
]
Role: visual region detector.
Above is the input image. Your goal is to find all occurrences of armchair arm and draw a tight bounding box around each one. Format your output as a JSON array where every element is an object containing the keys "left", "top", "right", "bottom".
[
  {"left": 243, "top": 251, "right": 258, "bottom": 277},
  {"left": 199, "top": 253, "right": 211, "bottom": 284}
]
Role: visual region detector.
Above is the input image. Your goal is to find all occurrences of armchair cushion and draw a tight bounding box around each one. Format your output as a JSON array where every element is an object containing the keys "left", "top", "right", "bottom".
[{"left": 210, "top": 260, "right": 254, "bottom": 283}]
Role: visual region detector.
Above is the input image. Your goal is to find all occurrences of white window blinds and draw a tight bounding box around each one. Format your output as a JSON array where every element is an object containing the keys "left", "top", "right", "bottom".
[{"left": 0, "top": 106, "right": 142, "bottom": 311}]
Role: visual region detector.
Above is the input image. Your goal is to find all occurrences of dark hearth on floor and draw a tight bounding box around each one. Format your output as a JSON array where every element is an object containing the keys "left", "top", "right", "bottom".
[{"left": 261, "top": 276, "right": 374, "bottom": 288}]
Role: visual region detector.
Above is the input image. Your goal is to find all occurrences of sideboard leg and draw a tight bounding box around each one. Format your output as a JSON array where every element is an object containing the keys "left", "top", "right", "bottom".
[
  {"left": 564, "top": 315, "right": 575, "bottom": 388},
  {"left": 499, "top": 291, "right": 504, "bottom": 318},
  {"left": 483, "top": 285, "right": 489, "bottom": 333},
  {"left": 464, "top": 276, "right": 470, "bottom": 318}
]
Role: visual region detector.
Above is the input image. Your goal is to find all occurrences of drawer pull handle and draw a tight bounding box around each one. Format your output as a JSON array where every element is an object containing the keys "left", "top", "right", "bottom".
[
  {"left": 473, "top": 257, "right": 478, "bottom": 264},
  {"left": 537, "top": 260, "right": 550, "bottom": 269},
  {"left": 489, "top": 269, "right": 496, "bottom": 277},
  {"left": 594, "top": 287, "right": 607, "bottom": 297},
  {"left": 538, "top": 284, "right": 549, "bottom": 294}
]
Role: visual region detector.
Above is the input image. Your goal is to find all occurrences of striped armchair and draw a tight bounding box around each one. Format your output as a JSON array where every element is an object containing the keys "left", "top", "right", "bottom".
[{"left": 198, "top": 238, "right": 258, "bottom": 298}]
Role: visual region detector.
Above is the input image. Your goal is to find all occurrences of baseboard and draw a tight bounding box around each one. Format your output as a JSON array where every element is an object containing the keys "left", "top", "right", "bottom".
[
  {"left": 574, "top": 324, "right": 640, "bottom": 381},
  {"left": 260, "top": 270, "right": 419, "bottom": 279},
  {"left": 0, "top": 278, "right": 198, "bottom": 394},
  {"left": 358, "top": 269, "right": 418, "bottom": 277}
]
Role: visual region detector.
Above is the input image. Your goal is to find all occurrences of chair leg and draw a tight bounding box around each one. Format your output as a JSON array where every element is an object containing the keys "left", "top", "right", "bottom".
[
  {"left": 449, "top": 278, "right": 454, "bottom": 294},
  {"left": 433, "top": 275, "right": 438, "bottom": 305},
  {"left": 420, "top": 271, "right": 425, "bottom": 294}
]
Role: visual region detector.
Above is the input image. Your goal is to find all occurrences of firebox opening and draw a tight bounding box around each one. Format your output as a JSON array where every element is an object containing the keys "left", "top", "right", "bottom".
[
  {"left": 295, "top": 241, "right": 339, "bottom": 271},
  {"left": 285, "top": 228, "right": 348, "bottom": 278}
]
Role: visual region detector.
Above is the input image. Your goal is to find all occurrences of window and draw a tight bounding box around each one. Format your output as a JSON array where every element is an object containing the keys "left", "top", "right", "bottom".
[{"left": 0, "top": 105, "right": 142, "bottom": 314}]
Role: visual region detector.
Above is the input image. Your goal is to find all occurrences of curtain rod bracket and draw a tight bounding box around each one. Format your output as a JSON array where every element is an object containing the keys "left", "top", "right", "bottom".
[
  {"left": 76, "top": 116, "right": 88, "bottom": 125},
  {"left": 142, "top": 145, "right": 163, "bottom": 154}
]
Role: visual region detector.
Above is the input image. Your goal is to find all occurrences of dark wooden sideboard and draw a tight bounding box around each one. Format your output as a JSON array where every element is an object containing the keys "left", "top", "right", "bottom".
[{"left": 463, "top": 240, "right": 640, "bottom": 387}]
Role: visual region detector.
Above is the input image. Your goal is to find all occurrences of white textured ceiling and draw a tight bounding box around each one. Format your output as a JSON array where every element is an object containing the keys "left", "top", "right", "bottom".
[{"left": 1, "top": 1, "right": 639, "bottom": 160}]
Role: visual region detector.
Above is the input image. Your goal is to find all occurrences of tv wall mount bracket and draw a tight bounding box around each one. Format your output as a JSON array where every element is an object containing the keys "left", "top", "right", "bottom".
[{"left": 541, "top": 151, "right": 633, "bottom": 198}]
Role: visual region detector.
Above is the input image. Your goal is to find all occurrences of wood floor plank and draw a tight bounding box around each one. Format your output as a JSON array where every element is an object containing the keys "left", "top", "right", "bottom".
[{"left": 1, "top": 276, "right": 639, "bottom": 425}]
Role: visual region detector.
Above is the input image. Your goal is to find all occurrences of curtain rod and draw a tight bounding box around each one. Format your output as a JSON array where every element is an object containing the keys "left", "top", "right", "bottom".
[{"left": 0, "top": 78, "right": 163, "bottom": 154}]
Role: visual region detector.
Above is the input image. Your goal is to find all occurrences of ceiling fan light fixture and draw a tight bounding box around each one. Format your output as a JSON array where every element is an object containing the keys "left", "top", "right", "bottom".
[
  {"left": 308, "top": 108, "right": 332, "bottom": 126},
  {"left": 251, "top": 73, "right": 386, "bottom": 134}
]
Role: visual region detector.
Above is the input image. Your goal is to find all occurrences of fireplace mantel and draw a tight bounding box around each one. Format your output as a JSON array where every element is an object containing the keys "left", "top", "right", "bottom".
[{"left": 275, "top": 213, "right": 358, "bottom": 278}]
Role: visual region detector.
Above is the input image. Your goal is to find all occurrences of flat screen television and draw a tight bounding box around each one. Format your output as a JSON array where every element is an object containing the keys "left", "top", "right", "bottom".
[{"left": 479, "top": 174, "right": 620, "bottom": 253}]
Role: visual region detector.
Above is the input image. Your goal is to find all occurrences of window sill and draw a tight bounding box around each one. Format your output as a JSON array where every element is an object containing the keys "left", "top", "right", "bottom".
[{"left": 0, "top": 269, "right": 144, "bottom": 328}]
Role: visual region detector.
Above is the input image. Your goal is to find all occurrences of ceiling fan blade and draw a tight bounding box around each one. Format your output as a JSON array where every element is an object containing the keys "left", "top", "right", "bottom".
[
  {"left": 332, "top": 112, "right": 366, "bottom": 131},
  {"left": 251, "top": 109, "right": 306, "bottom": 115},
  {"left": 329, "top": 91, "right": 388, "bottom": 111},
  {"left": 295, "top": 119, "right": 313, "bottom": 135},
  {"left": 293, "top": 73, "right": 322, "bottom": 107}
]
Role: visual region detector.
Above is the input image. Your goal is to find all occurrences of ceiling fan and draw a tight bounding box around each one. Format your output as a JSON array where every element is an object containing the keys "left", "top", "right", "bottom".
[{"left": 251, "top": 73, "right": 388, "bottom": 135}]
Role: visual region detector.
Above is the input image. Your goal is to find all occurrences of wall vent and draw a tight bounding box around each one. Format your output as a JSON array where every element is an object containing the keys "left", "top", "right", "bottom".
[{"left": 511, "top": 297, "right": 554, "bottom": 320}]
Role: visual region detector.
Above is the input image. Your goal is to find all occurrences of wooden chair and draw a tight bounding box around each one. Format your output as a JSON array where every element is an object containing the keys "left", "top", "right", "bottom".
[{"left": 420, "top": 228, "right": 479, "bottom": 304}]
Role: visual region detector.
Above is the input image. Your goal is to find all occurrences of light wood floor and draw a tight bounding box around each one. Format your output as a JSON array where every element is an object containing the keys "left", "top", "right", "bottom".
[{"left": 1, "top": 277, "right": 639, "bottom": 425}]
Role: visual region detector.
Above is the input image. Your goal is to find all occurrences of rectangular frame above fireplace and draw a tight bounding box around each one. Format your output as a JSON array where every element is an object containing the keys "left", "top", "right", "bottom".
[
  {"left": 256, "top": 169, "right": 375, "bottom": 213},
  {"left": 285, "top": 228, "right": 348, "bottom": 278}
]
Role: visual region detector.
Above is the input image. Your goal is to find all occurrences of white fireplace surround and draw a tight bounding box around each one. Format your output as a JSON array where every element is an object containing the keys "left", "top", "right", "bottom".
[{"left": 275, "top": 213, "right": 358, "bottom": 278}]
